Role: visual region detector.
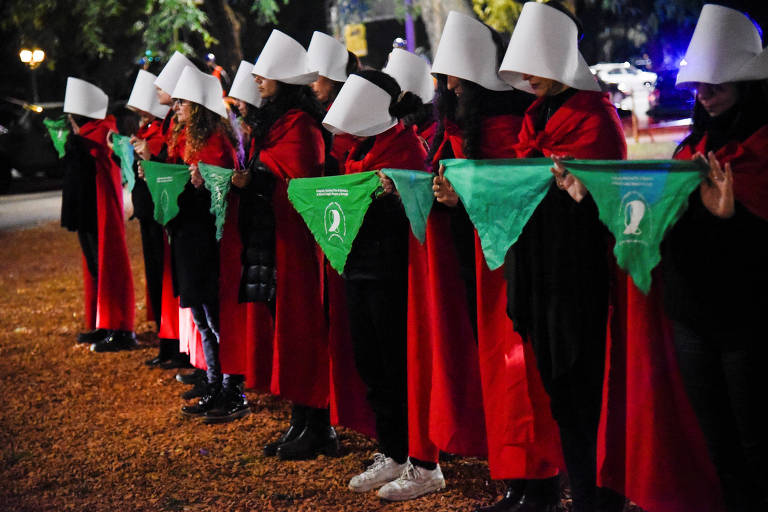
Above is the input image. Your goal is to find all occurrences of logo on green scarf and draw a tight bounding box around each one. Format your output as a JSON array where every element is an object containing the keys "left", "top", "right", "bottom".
[
  {"left": 619, "top": 191, "right": 652, "bottom": 246},
  {"left": 324, "top": 201, "right": 346, "bottom": 242}
]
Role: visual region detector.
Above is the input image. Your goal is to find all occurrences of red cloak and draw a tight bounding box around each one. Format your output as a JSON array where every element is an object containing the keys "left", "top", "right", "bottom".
[
  {"left": 442, "top": 114, "right": 564, "bottom": 478},
  {"left": 259, "top": 109, "right": 329, "bottom": 408},
  {"left": 593, "top": 128, "right": 768, "bottom": 511},
  {"left": 135, "top": 118, "right": 166, "bottom": 324},
  {"left": 332, "top": 122, "right": 427, "bottom": 439},
  {"left": 79, "top": 117, "right": 135, "bottom": 332},
  {"left": 186, "top": 130, "right": 250, "bottom": 377}
]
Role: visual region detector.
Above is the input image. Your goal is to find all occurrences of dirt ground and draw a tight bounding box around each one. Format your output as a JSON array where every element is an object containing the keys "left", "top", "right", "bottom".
[{"left": 0, "top": 220, "right": 645, "bottom": 512}]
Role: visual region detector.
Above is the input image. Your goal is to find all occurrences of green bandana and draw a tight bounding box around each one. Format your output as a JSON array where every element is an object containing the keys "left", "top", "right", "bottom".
[
  {"left": 564, "top": 159, "right": 706, "bottom": 294},
  {"left": 381, "top": 169, "right": 434, "bottom": 244},
  {"left": 442, "top": 158, "right": 554, "bottom": 270},
  {"left": 141, "top": 161, "right": 190, "bottom": 226},
  {"left": 287, "top": 171, "right": 382, "bottom": 274},
  {"left": 112, "top": 134, "right": 136, "bottom": 191},
  {"left": 43, "top": 117, "right": 70, "bottom": 159},
  {"left": 198, "top": 163, "right": 234, "bottom": 242}
]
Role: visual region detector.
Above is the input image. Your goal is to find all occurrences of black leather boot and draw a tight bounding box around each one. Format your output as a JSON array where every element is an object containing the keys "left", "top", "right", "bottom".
[
  {"left": 203, "top": 382, "right": 250, "bottom": 424},
  {"left": 145, "top": 338, "right": 177, "bottom": 367},
  {"left": 276, "top": 407, "right": 340, "bottom": 460},
  {"left": 90, "top": 330, "right": 137, "bottom": 352},
  {"left": 263, "top": 404, "right": 307, "bottom": 456},
  {"left": 513, "top": 476, "right": 560, "bottom": 512},
  {"left": 159, "top": 352, "right": 192, "bottom": 370},
  {"left": 180, "top": 383, "right": 220, "bottom": 417},
  {"left": 473, "top": 480, "right": 526, "bottom": 512},
  {"left": 177, "top": 368, "right": 206, "bottom": 385},
  {"left": 77, "top": 328, "right": 108, "bottom": 344}
]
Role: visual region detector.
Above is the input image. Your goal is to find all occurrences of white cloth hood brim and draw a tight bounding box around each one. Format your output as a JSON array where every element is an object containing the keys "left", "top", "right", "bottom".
[
  {"left": 322, "top": 74, "right": 397, "bottom": 137},
  {"left": 127, "top": 70, "right": 170, "bottom": 119},
  {"left": 228, "top": 61, "right": 263, "bottom": 107},
  {"left": 171, "top": 66, "right": 228, "bottom": 118},
  {"left": 499, "top": 2, "right": 599, "bottom": 93},
  {"left": 307, "top": 31, "right": 349, "bottom": 82},
  {"left": 383, "top": 49, "right": 435, "bottom": 104},
  {"left": 63, "top": 77, "right": 108, "bottom": 120},
  {"left": 252, "top": 29, "right": 319, "bottom": 85},
  {"left": 677, "top": 4, "right": 768, "bottom": 87},
  {"left": 431, "top": 11, "right": 512, "bottom": 91},
  {"left": 154, "top": 51, "right": 196, "bottom": 95}
]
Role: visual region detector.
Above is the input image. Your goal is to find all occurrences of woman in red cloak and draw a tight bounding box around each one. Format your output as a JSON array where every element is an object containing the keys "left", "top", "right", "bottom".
[{"left": 430, "top": 11, "right": 563, "bottom": 512}]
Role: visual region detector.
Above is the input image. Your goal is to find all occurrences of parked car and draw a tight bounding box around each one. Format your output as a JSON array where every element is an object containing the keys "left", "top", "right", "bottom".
[
  {"left": 590, "top": 62, "right": 657, "bottom": 93},
  {"left": 647, "top": 69, "right": 695, "bottom": 122},
  {"left": 0, "top": 98, "right": 65, "bottom": 194}
]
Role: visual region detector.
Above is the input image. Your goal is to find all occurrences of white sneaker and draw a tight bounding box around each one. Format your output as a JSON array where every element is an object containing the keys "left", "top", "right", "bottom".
[
  {"left": 377, "top": 460, "right": 446, "bottom": 501},
  {"left": 348, "top": 453, "right": 406, "bottom": 492}
]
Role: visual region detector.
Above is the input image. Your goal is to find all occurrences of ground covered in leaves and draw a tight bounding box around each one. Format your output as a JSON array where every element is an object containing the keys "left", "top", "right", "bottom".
[{"left": 0, "top": 220, "right": 646, "bottom": 511}]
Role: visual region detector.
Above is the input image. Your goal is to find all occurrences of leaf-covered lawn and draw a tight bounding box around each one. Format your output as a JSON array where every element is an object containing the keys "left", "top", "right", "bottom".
[{"left": 0, "top": 221, "right": 645, "bottom": 511}]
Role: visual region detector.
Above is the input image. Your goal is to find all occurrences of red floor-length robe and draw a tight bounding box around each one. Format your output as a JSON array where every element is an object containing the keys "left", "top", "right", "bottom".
[
  {"left": 79, "top": 116, "right": 135, "bottom": 332},
  {"left": 259, "top": 109, "right": 329, "bottom": 408}
]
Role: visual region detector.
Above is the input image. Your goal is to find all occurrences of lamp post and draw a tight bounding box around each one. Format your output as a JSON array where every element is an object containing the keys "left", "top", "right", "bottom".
[{"left": 19, "top": 48, "right": 45, "bottom": 103}]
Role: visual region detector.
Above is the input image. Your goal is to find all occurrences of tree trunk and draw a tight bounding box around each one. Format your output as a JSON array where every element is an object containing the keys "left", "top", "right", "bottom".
[{"left": 415, "top": 0, "right": 473, "bottom": 60}]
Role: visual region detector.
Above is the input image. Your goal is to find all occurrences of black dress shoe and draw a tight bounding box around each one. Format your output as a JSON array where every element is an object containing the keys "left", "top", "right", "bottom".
[
  {"left": 159, "top": 354, "right": 193, "bottom": 370},
  {"left": 474, "top": 484, "right": 526, "bottom": 512},
  {"left": 202, "top": 387, "right": 251, "bottom": 424},
  {"left": 145, "top": 355, "right": 167, "bottom": 367},
  {"left": 77, "top": 328, "right": 108, "bottom": 344},
  {"left": 177, "top": 369, "right": 206, "bottom": 385},
  {"left": 510, "top": 492, "right": 558, "bottom": 512},
  {"left": 90, "top": 331, "right": 137, "bottom": 352},
  {"left": 181, "top": 385, "right": 220, "bottom": 417},
  {"left": 263, "top": 424, "right": 303, "bottom": 457},
  {"left": 276, "top": 425, "right": 340, "bottom": 461}
]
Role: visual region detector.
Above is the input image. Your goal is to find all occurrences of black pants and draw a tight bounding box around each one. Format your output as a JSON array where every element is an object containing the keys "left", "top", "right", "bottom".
[
  {"left": 139, "top": 218, "right": 165, "bottom": 327},
  {"left": 345, "top": 277, "right": 408, "bottom": 464},
  {"left": 672, "top": 321, "right": 768, "bottom": 512},
  {"left": 78, "top": 230, "right": 98, "bottom": 280},
  {"left": 539, "top": 348, "right": 623, "bottom": 512}
]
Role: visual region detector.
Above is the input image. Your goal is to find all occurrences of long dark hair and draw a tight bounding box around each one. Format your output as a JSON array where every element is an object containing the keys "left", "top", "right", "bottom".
[
  {"left": 676, "top": 80, "right": 768, "bottom": 155},
  {"left": 250, "top": 83, "right": 326, "bottom": 149},
  {"left": 427, "top": 25, "right": 534, "bottom": 161}
]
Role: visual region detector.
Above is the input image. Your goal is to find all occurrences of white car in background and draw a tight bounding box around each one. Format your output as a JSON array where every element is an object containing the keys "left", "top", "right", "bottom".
[{"left": 590, "top": 62, "right": 657, "bottom": 93}]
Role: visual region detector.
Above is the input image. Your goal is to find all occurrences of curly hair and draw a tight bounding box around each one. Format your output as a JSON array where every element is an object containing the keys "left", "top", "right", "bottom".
[{"left": 168, "top": 102, "right": 240, "bottom": 162}]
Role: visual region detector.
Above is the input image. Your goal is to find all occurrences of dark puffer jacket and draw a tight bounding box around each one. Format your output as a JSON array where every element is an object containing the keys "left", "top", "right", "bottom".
[{"left": 238, "top": 160, "right": 277, "bottom": 303}]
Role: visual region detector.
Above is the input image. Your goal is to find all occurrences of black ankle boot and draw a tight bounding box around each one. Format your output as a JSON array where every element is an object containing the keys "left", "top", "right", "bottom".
[
  {"left": 177, "top": 368, "right": 206, "bottom": 385},
  {"left": 473, "top": 480, "right": 526, "bottom": 512},
  {"left": 203, "top": 382, "right": 250, "bottom": 424},
  {"left": 90, "top": 330, "right": 137, "bottom": 352},
  {"left": 181, "top": 383, "right": 220, "bottom": 417},
  {"left": 263, "top": 404, "right": 307, "bottom": 456},
  {"left": 78, "top": 328, "right": 108, "bottom": 344},
  {"left": 276, "top": 407, "right": 339, "bottom": 460},
  {"left": 514, "top": 476, "right": 560, "bottom": 512},
  {"left": 146, "top": 338, "right": 176, "bottom": 367}
]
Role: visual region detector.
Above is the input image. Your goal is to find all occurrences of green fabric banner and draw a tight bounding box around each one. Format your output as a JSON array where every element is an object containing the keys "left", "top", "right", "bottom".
[
  {"left": 43, "top": 117, "right": 70, "bottom": 159},
  {"left": 141, "top": 161, "right": 190, "bottom": 226},
  {"left": 381, "top": 169, "right": 434, "bottom": 244},
  {"left": 564, "top": 159, "right": 705, "bottom": 294},
  {"left": 198, "top": 163, "right": 234, "bottom": 242},
  {"left": 112, "top": 134, "right": 136, "bottom": 191},
  {"left": 287, "top": 171, "right": 381, "bottom": 274},
  {"left": 442, "top": 158, "right": 554, "bottom": 270}
]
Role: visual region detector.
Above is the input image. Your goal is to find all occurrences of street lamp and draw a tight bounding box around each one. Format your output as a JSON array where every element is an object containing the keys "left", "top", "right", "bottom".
[{"left": 19, "top": 47, "right": 45, "bottom": 103}]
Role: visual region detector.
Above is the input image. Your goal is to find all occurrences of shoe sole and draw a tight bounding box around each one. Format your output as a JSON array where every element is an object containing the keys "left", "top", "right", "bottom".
[
  {"left": 89, "top": 343, "right": 138, "bottom": 353},
  {"left": 201, "top": 408, "right": 251, "bottom": 425},
  {"left": 377, "top": 479, "right": 446, "bottom": 501},
  {"left": 277, "top": 444, "right": 340, "bottom": 461},
  {"left": 348, "top": 478, "right": 396, "bottom": 493}
]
